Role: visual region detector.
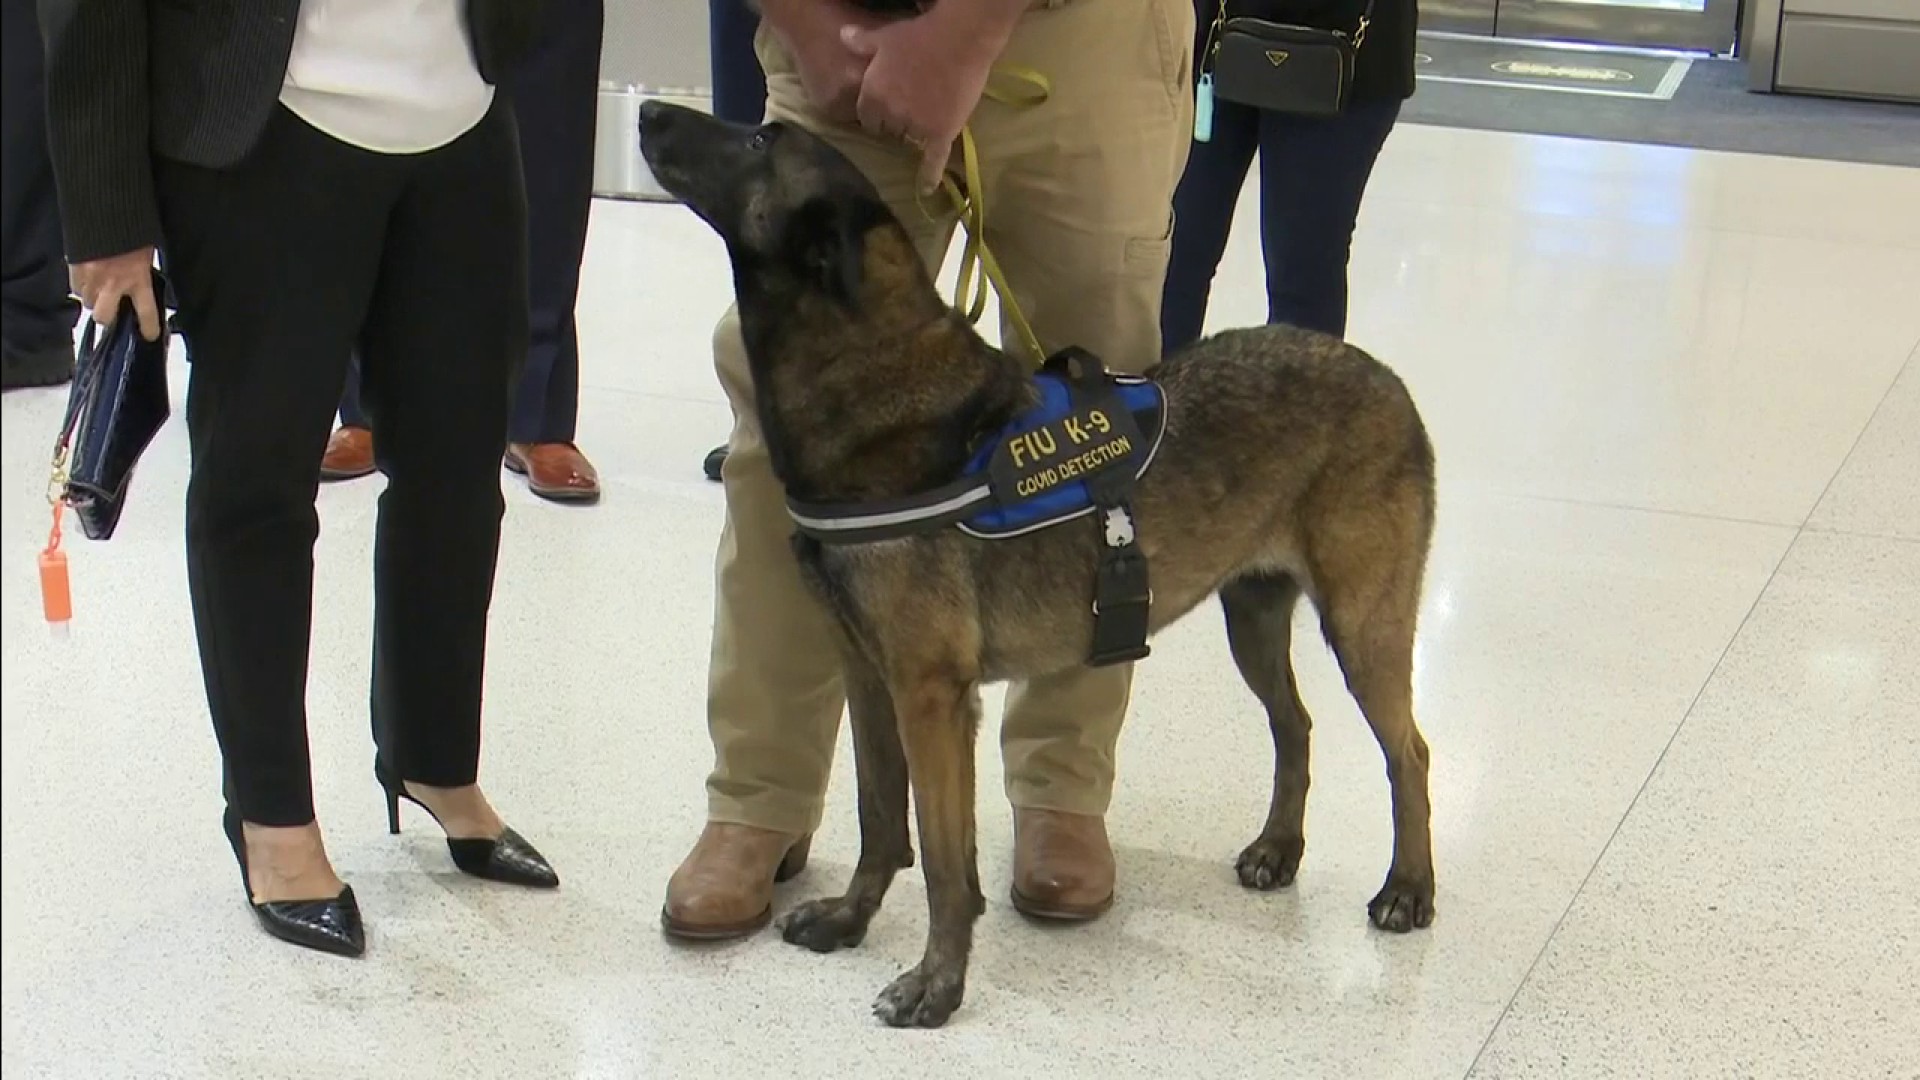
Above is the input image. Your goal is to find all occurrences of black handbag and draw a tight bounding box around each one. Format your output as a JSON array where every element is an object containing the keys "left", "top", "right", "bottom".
[
  {"left": 51, "top": 268, "right": 173, "bottom": 542},
  {"left": 1201, "top": 0, "right": 1374, "bottom": 120}
]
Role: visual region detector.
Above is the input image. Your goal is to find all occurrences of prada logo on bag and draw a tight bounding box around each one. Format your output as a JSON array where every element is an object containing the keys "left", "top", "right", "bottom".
[{"left": 1265, "top": 49, "right": 1290, "bottom": 66}]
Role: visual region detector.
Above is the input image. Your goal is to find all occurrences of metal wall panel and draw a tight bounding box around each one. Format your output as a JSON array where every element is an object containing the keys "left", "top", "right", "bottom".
[
  {"left": 1784, "top": 0, "right": 1916, "bottom": 20},
  {"left": 601, "top": 0, "right": 710, "bottom": 92},
  {"left": 1776, "top": 15, "right": 1920, "bottom": 101},
  {"left": 594, "top": 0, "right": 714, "bottom": 200},
  {"left": 1751, "top": 0, "right": 1920, "bottom": 101}
]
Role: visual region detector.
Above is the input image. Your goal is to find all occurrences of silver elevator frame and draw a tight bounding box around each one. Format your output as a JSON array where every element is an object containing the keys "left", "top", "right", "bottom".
[{"left": 1424, "top": 0, "right": 1745, "bottom": 53}]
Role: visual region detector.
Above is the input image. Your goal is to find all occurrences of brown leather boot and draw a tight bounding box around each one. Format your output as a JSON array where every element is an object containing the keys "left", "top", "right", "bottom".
[
  {"left": 504, "top": 442, "right": 600, "bottom": 503},
  {"left": 1011, "top": 808, "right": 1115, "bottom": 921},
  {"left": 661, "top": 823, "right": 812, "bottom": 940},
  {"left": 319, "top": 426, "right": 376, "bottom": 482}
]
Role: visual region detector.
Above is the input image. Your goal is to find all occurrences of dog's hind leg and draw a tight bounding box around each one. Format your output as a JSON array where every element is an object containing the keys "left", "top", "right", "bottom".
[
  {"left": 1220, "top": 573, "right": 1315, "bottom": 892},
  {"left": 872, "top": 671, "right": 984, "bottom": 1029},
  {"left": 1309, "top": 492, "right": 1437, "bottom": 932},
  {"left": 781, "top": 646, "right": 915, "bottom": 954}
]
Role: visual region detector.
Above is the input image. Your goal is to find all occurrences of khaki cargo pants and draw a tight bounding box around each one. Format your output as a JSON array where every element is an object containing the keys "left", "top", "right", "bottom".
[{"left": 705, "top": 0, "right": 1195, "bottom": 834}]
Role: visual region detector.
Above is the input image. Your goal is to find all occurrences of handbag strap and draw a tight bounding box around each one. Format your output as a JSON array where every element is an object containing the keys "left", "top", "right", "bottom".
[{"left": 53, "top": 319, "right": 101, "bottom": 451}]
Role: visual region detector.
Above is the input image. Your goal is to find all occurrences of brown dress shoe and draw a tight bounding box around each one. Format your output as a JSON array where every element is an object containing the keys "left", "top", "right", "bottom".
[
  {"left": 661, "top": 823, "right": 812, "bottom": 940},
  {"left": 1011, "top": 808, "right": 1115, "bottom": 921},
  {"left": 319, "top": 426, "right": 376, "bottom": 482},
  {"left": 505, "top": 442, "right": 600, "bottom": 503}
]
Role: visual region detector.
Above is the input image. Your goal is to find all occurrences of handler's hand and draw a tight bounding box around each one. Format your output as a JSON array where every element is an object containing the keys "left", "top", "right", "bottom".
[
  {"left": 842, "top": 8, "right": 1011, "bottom": 193},
  {"left": 70, "top": 247, "right": 162, "bottom": 341},
  {"left": 766, "top": 0, "right": 891, "bottom": 126}
]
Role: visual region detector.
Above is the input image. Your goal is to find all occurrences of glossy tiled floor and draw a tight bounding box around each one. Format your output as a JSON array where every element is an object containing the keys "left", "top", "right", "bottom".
[{"left": 3, "top": 124, "right": 1917, "bottom": 1080}]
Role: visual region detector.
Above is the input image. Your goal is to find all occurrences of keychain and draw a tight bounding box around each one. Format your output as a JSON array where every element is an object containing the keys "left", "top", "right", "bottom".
[
  {"left": 41, "top": 448, "right": 73, "bottom": 634},
  {"left": 1195, "top": 72, "right": 1215, "bottom": 143},
  {"left": 1195, "top": 0, "right": 1224, "bottom": 144}
]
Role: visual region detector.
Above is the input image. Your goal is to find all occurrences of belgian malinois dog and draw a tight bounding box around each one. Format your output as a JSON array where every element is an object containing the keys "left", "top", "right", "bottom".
[{"left": 638, "top": 100, "right": 1437, "bottom": 1029}]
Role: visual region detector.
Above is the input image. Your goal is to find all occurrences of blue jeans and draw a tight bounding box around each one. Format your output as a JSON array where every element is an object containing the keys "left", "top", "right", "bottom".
[
  {"left": 1160, "top": 90, "right": 1401, "bottom": 351},
  {"left": 709, "top": 0, "right": 767, "bottom": 125}
]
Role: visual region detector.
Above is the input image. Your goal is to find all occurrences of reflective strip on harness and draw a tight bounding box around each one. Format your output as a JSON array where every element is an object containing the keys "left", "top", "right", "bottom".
[
  {"left": 785, "top": 477, "right": 993, "bottom": 544},
  {"left": 785, "top": 369, "right": 1166, "bottom": 546},
  {"left": 784, "top": 348, "right": 1164, "bottom": 667}
]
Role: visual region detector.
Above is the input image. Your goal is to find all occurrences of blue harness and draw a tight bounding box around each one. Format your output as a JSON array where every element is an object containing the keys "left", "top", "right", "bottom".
[{"left": 786, "top": 347, "right": 1164, "bottom": 666}]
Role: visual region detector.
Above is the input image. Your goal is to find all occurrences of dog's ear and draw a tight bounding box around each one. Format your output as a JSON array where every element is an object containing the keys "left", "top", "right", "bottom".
[{"left": 786, "top": 197, "right": 867, "bottom": 308}]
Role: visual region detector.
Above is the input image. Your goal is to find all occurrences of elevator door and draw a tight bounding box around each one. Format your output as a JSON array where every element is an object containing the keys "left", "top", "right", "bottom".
[{"left": 1424, "top": 0, "right": 1744, "bottom": 54}]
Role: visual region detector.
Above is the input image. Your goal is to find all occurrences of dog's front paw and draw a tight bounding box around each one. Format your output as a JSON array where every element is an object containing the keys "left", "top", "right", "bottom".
[
  {"left": 1367, "top": 874, "right": 1435, "bottom": 933},
  {"left": 779, "top": 897, "right": 870, "bottom": 953},
  {"left": 872, "top": 964, "right": 965, "bottom": 1029},
  {"left": 1235, "top": 834, "right": 1304, "bottom": 891}
]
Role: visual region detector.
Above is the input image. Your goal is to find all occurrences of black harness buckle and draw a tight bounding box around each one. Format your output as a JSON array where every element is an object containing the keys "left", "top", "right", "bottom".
[
  {"left": 1053, "top": 348, "right": 1154, "bottom": 668},
  {"left": 1087, "top": 504, "right": 1152, "bottom": 667}
]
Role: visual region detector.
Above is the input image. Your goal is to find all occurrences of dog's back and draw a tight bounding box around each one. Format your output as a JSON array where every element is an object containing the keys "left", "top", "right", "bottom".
[
  {"left": 1151, "top": 324, "right": 1432, "bottom": 519},
  {"left": 967, "top": 321, "right": 1434, "bottom": 678}
]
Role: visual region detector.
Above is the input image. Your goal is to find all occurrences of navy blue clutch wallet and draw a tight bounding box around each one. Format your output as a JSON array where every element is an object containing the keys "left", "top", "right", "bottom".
[{"left": 51, "top": 269, "right": 172, "bottom": 542}]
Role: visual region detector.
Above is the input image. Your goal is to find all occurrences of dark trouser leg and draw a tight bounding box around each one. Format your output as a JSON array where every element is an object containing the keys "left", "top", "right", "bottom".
[
  {"left": 359, "top": 100, "right": 528, "bottom": 787},
  {"left": 709, "top": 0, "right": 768, "bottom": 125},
  {"left": 501, "top": 0, "right": 601, "bottom": 444},
  {"left": 1158, "top": 97, "right": 1259, "bottom": 353},
  {"left": 339, "top": 356, "right": 369, "bottom": 428},
  {"left": 1254, "top": 99, "right": 1401, "bottom": 338},
  {"left": 1159, "top": 3, "right": 1261, "bottom": 355},
  {"left": 1, "top": 0, "right": 79, "bottom": 353},
  {"left": 156, "top": 111, "right": 394, "bottom": 827}
]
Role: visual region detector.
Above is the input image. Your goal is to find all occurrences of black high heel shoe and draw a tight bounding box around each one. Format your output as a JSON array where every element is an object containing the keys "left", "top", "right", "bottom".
[
  {"left": 220, "top": 809, "right": 365, "bottom": 958},
  {"left": 377, "top": 767, "right": 559, "bottom": 889}
]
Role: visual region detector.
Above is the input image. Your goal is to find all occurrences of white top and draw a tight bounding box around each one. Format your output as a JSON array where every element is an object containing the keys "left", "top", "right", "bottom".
[{"left": 279, "top": 0, "right": 495, "bottom": 155}]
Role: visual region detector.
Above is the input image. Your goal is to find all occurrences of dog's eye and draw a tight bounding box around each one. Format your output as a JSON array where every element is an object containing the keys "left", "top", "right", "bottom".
[{"left": 749, "top": 129, "right": 772, "bottom": 151}]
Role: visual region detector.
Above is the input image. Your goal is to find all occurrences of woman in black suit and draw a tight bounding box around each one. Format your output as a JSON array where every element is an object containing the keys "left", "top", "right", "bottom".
[
  {"left": 1161, "top": 0, "right": 1418, "bottom": 348},
  {"left": 40, "top": 0, "right": 559, "bottom": 957}
]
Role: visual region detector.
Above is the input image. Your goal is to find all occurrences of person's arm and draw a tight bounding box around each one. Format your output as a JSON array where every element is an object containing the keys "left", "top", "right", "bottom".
[
  {"left": 760, "top": 0, "right": 1027, "bottom": 54},
  {"left": 756, "top": 0, "right": 856, "bottom": 50},
  {"left": 753, "top": 0, "right": 894, "bottom": 125},
  {"left": 37, "top": 0, "right": 160, "bottom": 263},
  {"left": 841, "top": 0, "right": 1031, "bottom": 191}
]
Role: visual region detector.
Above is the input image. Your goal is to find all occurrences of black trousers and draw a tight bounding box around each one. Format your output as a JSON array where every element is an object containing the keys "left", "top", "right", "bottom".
[
  {"left": 1160, "top": 0, "right": 1401, "bottom": 350},
  {"left": 158, "top": 102, "right": 529, "bottom": 827},
  {"left": 338, "top": 0, "right": 601, "bottom": 444},
  {"left": 1, "top": 0, "right": 79, "bottom": 352},
  {"left": 1160, "top": 93, "right": 1400, "bottom": 349},
  {"left": 708, "top": 0, "right": 768, "bottom": 125}
]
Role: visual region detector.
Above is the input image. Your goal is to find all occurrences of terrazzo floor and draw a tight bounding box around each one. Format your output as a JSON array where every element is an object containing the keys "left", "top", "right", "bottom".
[{"left": 3, "top": 122, "right": 1916, "bottom": 1079}]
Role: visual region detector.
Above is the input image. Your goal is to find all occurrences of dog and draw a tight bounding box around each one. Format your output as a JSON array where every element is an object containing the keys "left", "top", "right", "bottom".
[{"left": 638, "top": 100, "right": 1437, "bottom": 1029}]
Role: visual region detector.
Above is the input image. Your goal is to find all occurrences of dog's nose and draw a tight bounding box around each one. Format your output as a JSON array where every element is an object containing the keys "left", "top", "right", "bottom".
[{"left": 637, "top": 98, "right": 670, "bottom": 129}]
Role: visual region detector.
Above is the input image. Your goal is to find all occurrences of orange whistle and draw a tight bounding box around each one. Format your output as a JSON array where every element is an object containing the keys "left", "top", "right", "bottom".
[{"left": 40, "top": 548, "right": 72, "bottom": 626}]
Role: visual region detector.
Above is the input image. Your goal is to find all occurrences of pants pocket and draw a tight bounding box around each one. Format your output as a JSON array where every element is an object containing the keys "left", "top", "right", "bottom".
[
  {"left": 1150, "top": 0, "right": 1197, "bottom": 110},
  {"left": 1124, "top": 209, "right": 1177, "bottom": 277}
]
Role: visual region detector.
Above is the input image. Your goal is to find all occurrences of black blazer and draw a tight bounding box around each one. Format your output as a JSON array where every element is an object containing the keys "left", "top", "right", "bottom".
[{"left": 37, "top": 0, "right": 548, "bottom": 263}]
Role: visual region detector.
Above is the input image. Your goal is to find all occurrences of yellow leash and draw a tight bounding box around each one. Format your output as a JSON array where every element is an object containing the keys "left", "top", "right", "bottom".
[{"left": 912, "top": 65, "right": 1051, "bottom": 365}]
